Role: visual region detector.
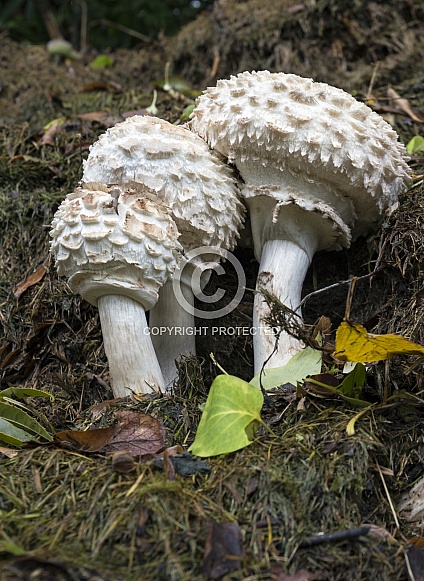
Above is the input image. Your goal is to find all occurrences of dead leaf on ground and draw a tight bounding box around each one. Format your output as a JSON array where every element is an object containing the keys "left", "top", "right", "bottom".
[
  {"left": 0, "top": 446, "right": 19, "bottom": 458},
  {"left": 54, "top": 410, "right": 165, "bottom": 457},
  {"left": 80, "top": 81, "right": 122, "bottom": 93},
  {"left": 14, "top": 262, "right": 48, "bottom": 299},
  {"left": 203, "top": 521, "right": 244, "bottom": 579},
  {"left": 37, "top": 119, "right": 64, "bottom": 146},
  {"left": 364, "top": 523, "right": 395, "bottom": 542},
  {"left": 103, "top": 410, "right": 165, "bottom": 457},
  {"left": 90, "top": 398, "right": 124, "bottom": 419},
  {"left": 406, "top": 541, "right": 424, "bottom": 581},
  {"left": 54, "top": 425, "right": 119, "bottom": 452},
  {"left": 387, "top": 87, "right": 424, "bottom": 123}
]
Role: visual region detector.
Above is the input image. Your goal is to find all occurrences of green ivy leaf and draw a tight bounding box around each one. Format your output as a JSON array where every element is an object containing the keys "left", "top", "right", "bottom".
[
  {"left": 189, "top": 375, "right": 264, "bottom": 457},
  {"left": 249, "top": 346, "right": 322, "bottom": 391},
  {"left": 406, "top": 135, "right": 424, "bottom": 155},
  {"left": 89, "top": 55, "right": 114, "bottom": 69},
  {"left": 337, "top": 363, "right": 366, "bottom": 398}
]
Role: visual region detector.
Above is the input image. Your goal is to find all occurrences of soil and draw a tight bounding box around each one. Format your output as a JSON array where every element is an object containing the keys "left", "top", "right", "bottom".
[{"left": 0, "top": 1, "right": 424, "bottom": 579}]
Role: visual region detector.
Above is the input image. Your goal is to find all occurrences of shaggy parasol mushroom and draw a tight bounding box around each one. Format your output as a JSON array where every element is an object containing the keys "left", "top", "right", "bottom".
[
  {"left": 50, "top": 182, "right": 182, "bottom": 397},
  {"left": 81, "top": 115, "right": 244, "bottom": 387},
  {"left": 190, "top": 70, "right": 412, "bottom": 373}
]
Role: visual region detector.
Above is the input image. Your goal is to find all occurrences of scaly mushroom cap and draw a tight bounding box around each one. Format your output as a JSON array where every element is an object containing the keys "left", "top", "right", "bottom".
[
  {"left": 82, "top": 115, "right": 244, "bottom": 255},
  {"left": 50, "top": 182, "right": 181, "bottom": 309},
  {"left": 242, "top": 184, "right": 351, "bottom": 261},
  {"left": 190, "top": 70, "right": 412, "bottom": 239}
]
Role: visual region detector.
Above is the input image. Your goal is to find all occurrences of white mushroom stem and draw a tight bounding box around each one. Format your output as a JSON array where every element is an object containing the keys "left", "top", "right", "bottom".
[
  {"left": 253, "top": 238, "right": 315, "bottom": 374},
  {"left": 98, "top": 295, "right": 165, "bottom": 397},
  {"left": 245, "top": 186, "right": 350, "bottom": 374},
  {"left": 149, "top": 279, "right": 196, "bottom": 389}
]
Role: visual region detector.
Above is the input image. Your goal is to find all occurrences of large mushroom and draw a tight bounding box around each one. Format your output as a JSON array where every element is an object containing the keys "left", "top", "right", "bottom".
[
  {"left": 190, "top": 70, "right": 412, "bottom": 373},
  {"left": 50, "top": 182, "right": 182, "bottom": 397},
  {"left": 81, "top": 115, "right": 244, "bottom": 387}
]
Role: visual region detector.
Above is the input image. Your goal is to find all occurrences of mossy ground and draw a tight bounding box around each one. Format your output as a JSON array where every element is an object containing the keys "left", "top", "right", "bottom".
[{"left": 1, "top": 4, "right": 424, "bottom": 578}]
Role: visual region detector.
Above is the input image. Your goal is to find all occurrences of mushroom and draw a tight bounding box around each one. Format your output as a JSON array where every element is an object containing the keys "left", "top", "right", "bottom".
[
  {"left": 189, "top": 70, "right": 412, "bottom": 373},
  {"left": 50, "top": 182, "right": 182, "bottom": 397},
  {"left": 81, "top": 115, "right": 244, "bottom": 387}
]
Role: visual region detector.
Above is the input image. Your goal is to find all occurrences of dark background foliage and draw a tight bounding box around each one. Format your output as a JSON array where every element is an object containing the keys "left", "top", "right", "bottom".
[{"left": 0, "top": 0, "right": 215, "bottom": 49}]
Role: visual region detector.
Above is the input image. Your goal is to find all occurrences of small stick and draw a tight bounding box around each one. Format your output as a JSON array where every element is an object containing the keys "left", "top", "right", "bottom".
[
  {"left": 299, "top": 525, "right": 371, "bottom": 547},
  {"left": 375, "top": 460, "right": 400, "bottom": 528},
  {"left": 298, "top": 269, "right": 380, "bottom": 310}
]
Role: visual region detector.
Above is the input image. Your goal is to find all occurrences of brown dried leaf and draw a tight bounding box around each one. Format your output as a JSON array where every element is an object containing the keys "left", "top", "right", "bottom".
[
  {"left": 304, "top": 373, "right": 340, "bottom": 397},
  {"left": 387, "top": 88, "right": 424, "bottom": 123},
  {"left": 203, "top": 521, "right": 244, "bottom": 579},
  {"left": 0, "top": 446, "right": 19, "bottom": 458},
  {"left": 54, "top": 425, "right": 119, "bottom": 452},
  {"left": 406, "top": 542, "right": 424, "bottom": 581},
  {"left": 90, "top": 398, "right": 124, "bottom": 419},
  {"left": 80, "top": 81, "right": 122, "bottom": 92},
  {"left": 103, "top": 410, "right": 165, "bottom": 457},
  {"left": 37, "top": 119, "right": 63, "bottom": 146},
  {"left": 54, "top": 410, "right": 164, "bottom": 457},
  {"left": 14, "top": 263, "right": 47, "bottom": 299}
]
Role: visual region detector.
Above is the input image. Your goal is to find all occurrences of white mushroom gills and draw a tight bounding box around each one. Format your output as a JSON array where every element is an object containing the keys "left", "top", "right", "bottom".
[
  {"left": 50, "top": 183, "right": 182, "bottom": 397},
  {"left": 82, "top": 115, "right": 244, "bottom": 388},
  {"left": 190, "top": 70, "right": 412, "bottom": 373}
]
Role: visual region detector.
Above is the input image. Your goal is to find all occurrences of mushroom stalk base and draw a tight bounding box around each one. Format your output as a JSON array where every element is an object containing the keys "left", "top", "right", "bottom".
[
  {"left": 253, "top": 239, "right": 314, "bottom": 374},
  {"left": 149, "top": 280, "right": 196, "bottom": 390},
  {"left": 98, "top": 295, "right": 165, "bottom": 397}
]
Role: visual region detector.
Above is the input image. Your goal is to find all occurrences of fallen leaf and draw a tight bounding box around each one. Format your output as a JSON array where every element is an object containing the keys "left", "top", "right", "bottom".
[
  {"left": 80, "top": 81, "right": 121, "bottom": 92},
  {"left": 364, "top": 524, "right": 395, "bottom": 542},
  {"left": 250, "top": 346, "right": 322, "bottom": 391},
  {"left": 203, "top": 521, "right": 244, "bottom": 579},
  {"left": 304, "top": 372, "right": 340, "bottom": 397},
  {"left": 334, "top": 320, "right": 424, "bottom": 362},
  {"left": 0, "top": 445, "right": 19, "bottom": 458},
  {"left": 13, "top": 263, "right": 47, "bottom": 298},
  {"left": 189, "top": 375, "right": 263, "bottom": 457},
  {"left": 54, "top": 425, "right": 119, "bottom": 452},
  {"left": 387, "top": 87, "right": 424, "bottom": 123},
  {"left": 406, "top": 544, "right": 424, "bottom": 581},
  {"left": 151, "top": 450, "right": 210, "bottom": 477},
  {"left": 55, "top": 410, "right": 165, "bottom": 457},
  {"left": 103, "top": 410, "right": 165, "bottom": 457},
  {"left": 407, "top": 135, "right": 424, "bottom": 155},
  {"left": 37, "top": 118, "right": 65, "bottom": 146}
]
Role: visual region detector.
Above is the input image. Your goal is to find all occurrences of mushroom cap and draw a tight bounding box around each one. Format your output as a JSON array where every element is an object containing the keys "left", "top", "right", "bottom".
[
  {"left": 242, "top": 184, "right": 351, "bottom": 261},
  {"left": 50, "top": 183, "right": 182, "bottom": 310},
  {"left": 82, "top": 115, "right": 245, "bottom": 256},
  {"left": 189, "top": 70, "right": 412, "bottom": 239}
]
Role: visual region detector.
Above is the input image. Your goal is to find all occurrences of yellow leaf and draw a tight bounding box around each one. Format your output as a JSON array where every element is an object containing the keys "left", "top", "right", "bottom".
[{"left": 334, "top": 320, "right": 424, "bottom": 363}]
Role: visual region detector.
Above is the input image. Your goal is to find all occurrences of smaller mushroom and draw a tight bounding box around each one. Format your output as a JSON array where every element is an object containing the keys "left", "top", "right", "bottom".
[
  {"left": 190, "top": 70, "right": 412, "bottom": 373},
  {"left": 50, "top": 182, "right": 182, "bottom": 397},
  {"left": 82, "top": 115, "right": 244, "bottom": 387}
]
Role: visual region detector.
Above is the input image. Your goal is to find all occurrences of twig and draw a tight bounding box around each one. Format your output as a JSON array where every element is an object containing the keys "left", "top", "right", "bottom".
[
  {"left": 376, "top": 460, "right": 400, "bottom": 528},
  {"left": 299, "top": 526, "right": 371, "bottom": 547},
  {"left": 96, "top": 18, "right": 151, "bottom": 43},
  {"left": 298, "top": 269, "right": 381, "bottom": 310}
]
